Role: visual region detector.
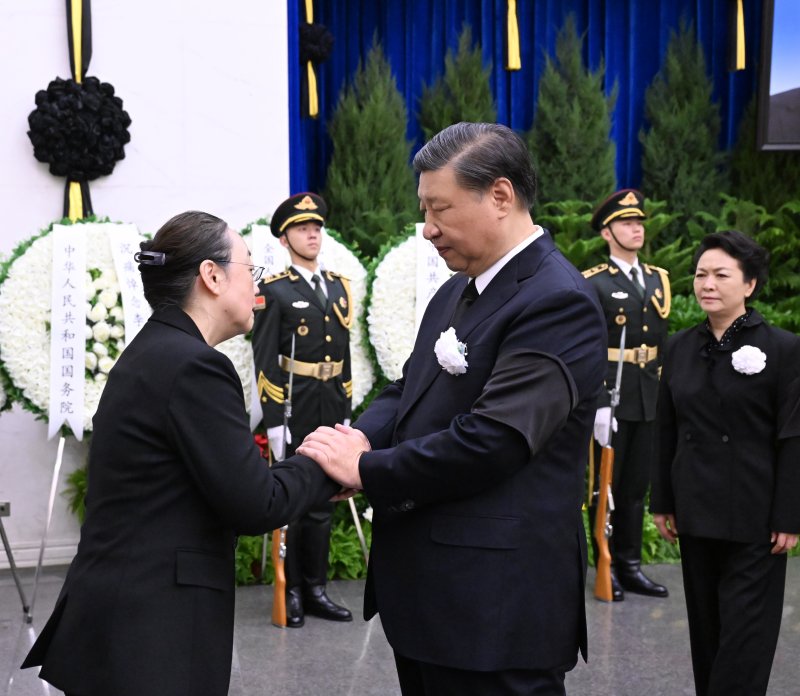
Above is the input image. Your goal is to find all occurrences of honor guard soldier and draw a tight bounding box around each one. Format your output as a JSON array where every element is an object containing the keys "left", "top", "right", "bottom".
[
  {"left": 583, "top": 188, "right": 670, "bottom": 601},
  {"left": 252, "top": 193, "right": 354, "bottom": 626}
]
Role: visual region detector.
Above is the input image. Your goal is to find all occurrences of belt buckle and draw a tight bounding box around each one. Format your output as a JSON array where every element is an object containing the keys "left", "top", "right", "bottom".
[
  {"left": 318, "top": 362, "right": 334, "bottom": 381},
  {"left": 634, "top": 346, "right": 648, "bottom": 364}
]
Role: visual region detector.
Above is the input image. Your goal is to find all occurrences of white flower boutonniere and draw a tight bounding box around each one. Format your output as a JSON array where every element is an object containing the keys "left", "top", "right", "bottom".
[
  {"left": 731, "top": 345, "right": 766, "bottom": 375},
  {"left": 434, "top": 327, "right": 468, "bottom": 375}
]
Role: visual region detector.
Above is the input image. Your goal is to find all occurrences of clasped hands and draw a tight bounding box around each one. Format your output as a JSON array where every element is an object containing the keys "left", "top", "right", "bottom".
[{"left": 297, "top": 423, "right": 371, "bottom": 499}]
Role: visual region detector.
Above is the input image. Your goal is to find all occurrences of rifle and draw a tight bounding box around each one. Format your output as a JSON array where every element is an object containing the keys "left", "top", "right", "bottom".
[
  {"left": 270, "top": 334, "right": 296, "bottom": 628},
  {"left": 593, "top": 325, "right": 626, "bottom": 603},
  {"left": 270, "top": 525, "right": 288, "bottom": 627}
]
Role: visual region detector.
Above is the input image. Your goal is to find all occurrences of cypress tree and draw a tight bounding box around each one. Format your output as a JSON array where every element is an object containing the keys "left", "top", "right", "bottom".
[
  {"left": 729, "top": 96, "right": 800, "bottom": 212},
  {"left": 418, "top": 25, "right": 497, "bottom": 142},
  {"left": 639, "top": 21, "right": 725, "bottom": 220},
  {"left": 324, "top": 37, "right": 418, "bottom": 259},
  {"left": 526, "top": 14, "right": 617, "bottom": 206}
]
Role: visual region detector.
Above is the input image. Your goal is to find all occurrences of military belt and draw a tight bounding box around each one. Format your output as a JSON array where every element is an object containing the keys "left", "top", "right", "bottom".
[
  {"left": 608, "top": 345, "right": 658, "bottom": 367},
  {"left": 279, "top": 355, "right": 343, "bottom": 381}
]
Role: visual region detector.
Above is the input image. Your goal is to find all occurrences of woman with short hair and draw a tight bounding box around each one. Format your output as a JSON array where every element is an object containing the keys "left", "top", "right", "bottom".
[{"left": 651, "top": 230, "right": 800, "bottom": 695}]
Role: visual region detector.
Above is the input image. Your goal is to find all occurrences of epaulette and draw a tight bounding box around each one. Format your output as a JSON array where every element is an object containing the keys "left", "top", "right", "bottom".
[
  {"left": 324, "top": 270, "right": 351, "bottom": 282},
  {"left": 643, "top": 263, "right": 670, "bottom": 276},
  {"left": 582, "top": 263, "right": 609, "bottom": 279},
  {"left": 260, "top": 270, "right": 292, "bottom": 286}
]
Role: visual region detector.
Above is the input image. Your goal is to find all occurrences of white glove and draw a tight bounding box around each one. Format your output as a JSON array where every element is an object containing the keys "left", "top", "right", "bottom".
[
  {"left": 267, "top": 425, "right": 292, "bottom": 461},
  {"left": 593, "top": 407, "right": 618, "bottom": 447}
]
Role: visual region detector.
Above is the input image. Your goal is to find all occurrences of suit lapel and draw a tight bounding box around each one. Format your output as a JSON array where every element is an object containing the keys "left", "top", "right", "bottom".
[{"left": 397, "top": 234, "right": 553, "bottom": 423}]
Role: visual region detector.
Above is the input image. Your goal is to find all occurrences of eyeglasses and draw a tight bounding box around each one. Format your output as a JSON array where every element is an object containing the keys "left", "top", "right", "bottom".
[{"left": 223, "top": 261, "right": 265, "bottom": 282}]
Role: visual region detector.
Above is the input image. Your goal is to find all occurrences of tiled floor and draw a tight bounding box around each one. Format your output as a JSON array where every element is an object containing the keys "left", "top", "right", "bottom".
[{"left": 2, "top": 560, "right": 798, "bottom": 695}]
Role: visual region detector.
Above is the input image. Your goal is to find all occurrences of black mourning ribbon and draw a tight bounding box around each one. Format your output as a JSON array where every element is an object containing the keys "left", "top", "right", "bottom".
[{"left": 450, "top": 279, "right": 478, "bottom": 327}]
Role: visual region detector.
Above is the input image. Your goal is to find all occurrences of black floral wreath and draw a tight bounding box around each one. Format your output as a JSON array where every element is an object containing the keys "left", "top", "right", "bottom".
[
  {"left": 27, "top": 76, "right": 131, "bottom": 182},
  {"left": 300, "top": 22, "right": 334, "bottom": 65}
]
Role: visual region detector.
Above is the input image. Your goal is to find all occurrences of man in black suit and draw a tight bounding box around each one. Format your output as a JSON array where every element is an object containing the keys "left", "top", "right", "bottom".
[
  {"left": 251, "top": 193, "right": 353, "bottom": 627},
  {"left": 582, "top": 189, "right": 670, "bottom": 601},
  {"left": 299, "top": 123, "right": 606, "bottom": 696}
]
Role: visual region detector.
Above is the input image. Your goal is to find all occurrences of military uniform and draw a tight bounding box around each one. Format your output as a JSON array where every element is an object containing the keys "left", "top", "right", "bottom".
[
  {"left": 584, "top": 188, "right": 671, "bottom": 600},
  {"left": 252, "top": 267, "right": 353, "bottom": 442},
  {"left": 250, "top": 192, "right": 353, "bottom": 626}
]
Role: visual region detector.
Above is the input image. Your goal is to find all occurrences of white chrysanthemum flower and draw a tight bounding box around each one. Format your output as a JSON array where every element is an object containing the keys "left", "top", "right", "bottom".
[
  {"left": 93, "top": 372, "right": 107, "bottom": 383},
  {"left": 109, "top": 305, "right": 124, "bottom": 322},
  {"left": 97, "top": 356, "right": 116, "bottom": 374},
  {"left": 92, "top": 321, "right": 111, "bottom": 342},
  {"left": 99, "top": 288, "right": 119, "bottom": 309},
  {"left": 109, "top": 324, "right": 124, "bottom": 339},
  {"left": 84, "top": 323, "right": 94, "bottom": 340},
  {"left": 88, "top": 302, "right": 108, "bottom": 322},
  {"left": 367, "top": 237, "right": 418, "bottom": 381},
  {"left": 85, "top": 351, "right": 98, "bottom": 371},
  {"left": 92, "top": 341, "right": 108, "bottom": 357},
  {"left": 731, "top": 345, "right": 767, "bottom": 375}
]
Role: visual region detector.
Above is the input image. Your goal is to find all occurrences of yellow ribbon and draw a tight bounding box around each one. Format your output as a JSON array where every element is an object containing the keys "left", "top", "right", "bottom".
[
  {"left": 68, "top": 0, "right": 87, "bottom": 220},
  {"left": 506, "top": 0, "right": 521, "bottom": 71},
  {"left": 68, "top": 181, "right": 84, "bottom": 222},
  {"left": 734, "top": 0, "right": 745, "bottom": 71},
  {"left": 304, "top": 0, "right": 319, "bottom": 118},
  {"left": 70, "top": 0, "right": 83, "bottom": 84}
]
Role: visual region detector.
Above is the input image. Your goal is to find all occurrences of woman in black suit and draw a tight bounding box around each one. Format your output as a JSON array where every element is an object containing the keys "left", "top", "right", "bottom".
[
  {"left": 23, "top": 211, "right": 338, "bottom": 696},
  {"left": 651, "top": 230, "right": 800, "bottom": 696}
]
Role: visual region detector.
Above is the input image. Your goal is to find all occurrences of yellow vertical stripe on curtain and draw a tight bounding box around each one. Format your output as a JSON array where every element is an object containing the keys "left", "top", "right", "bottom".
[
  {"left": 68, "top": 181, "right": 84, "bottom": 222},
  {"left": 69, "top": 0, "right": 86, "bottom": 220},
  {"left": 70, "top": 0, "right": 83, "bottom": 84},
  {"left": 305, "top": 0, "right": 318, "bottom": 117},
  {"left": 506, "top": 0, "right": 521, "bottom": 71},
  {"left": 735, "top": 0, "right": 745, "bottom": 71}
]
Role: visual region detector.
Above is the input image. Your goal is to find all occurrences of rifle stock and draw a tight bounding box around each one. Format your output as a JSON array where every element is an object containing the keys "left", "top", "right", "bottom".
[
  {"left": 271, "top": 526, "right": 287, "bottom": 627},
  {"left": 593, "top": 445, "right": 615, "bottom": 602}
]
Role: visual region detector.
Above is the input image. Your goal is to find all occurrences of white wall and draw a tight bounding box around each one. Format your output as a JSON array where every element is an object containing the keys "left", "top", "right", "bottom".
[{"left": 0, "top": 0, "right": 290, "bottom": 567}]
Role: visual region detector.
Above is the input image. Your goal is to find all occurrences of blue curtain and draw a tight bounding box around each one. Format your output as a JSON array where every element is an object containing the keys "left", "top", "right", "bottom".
[{"left": 289, "top": 0, "right": 762, "bottom": 196}]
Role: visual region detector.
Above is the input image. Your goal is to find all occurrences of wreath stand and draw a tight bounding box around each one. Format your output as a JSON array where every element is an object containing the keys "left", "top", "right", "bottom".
[
  {"left": 0, "top": 502, "right": 30, "bottom": 618},
  {"left": 23, "top": 436, "right": 67, "bottom": 623}
]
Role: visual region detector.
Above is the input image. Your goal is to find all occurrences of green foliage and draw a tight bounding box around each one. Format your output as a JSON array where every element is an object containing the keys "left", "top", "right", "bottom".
[
  {"left": 537, "top": 200, "right": 606, "bottom": 269},
  {"left": 418, "top": 25, "right": 497, "bottom": 141},
  {"left": 729, "top": 97, "right": 800, "bottom": 212},
  {"left": 64, "top": 463, "right": 89, "bottom": 524},
  {"left": 233, "top": 496, "right": 373, "bottom": 587},
  {"left": 324, "top": 36, "right": 419, "bottom": 259},
  {"left": 639, "top": 21, "right": 726, "bottom": 227},
  {"left": 527, "top": 15, "right": 617, "bottom": 205}
]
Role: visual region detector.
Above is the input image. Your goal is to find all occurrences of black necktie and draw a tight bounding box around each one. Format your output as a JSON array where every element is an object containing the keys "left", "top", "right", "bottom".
[
  {"left": 630, "top": 267, "right": 645, "bottom": 299},
  {"left": 311, "top": 274, "right": 327, "bottom": 307},
  {"left": 450, "top": 279, "right": 478, "bottom": 326}
]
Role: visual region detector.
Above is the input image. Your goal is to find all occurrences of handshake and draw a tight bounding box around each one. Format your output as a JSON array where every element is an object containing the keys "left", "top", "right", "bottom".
[{"left": 268, "top": 422, "right": 371, "bottom": 495}]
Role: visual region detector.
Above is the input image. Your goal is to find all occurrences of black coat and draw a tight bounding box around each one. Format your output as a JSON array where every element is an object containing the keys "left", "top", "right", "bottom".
[
  {"left": 651, "top": 310, "right": 800, "bottom": 542},
  {"left": 22, "top": 306, "right": 338, "bottom": 696},
  {"left": 252, "top": 267, "right": 352, "bottom": 442},
  {"left": 355, "top": 233, "right": 607, "bottom": 671},
  {"left": 583, "top": 260, "right": 670, "bottom": 421}
]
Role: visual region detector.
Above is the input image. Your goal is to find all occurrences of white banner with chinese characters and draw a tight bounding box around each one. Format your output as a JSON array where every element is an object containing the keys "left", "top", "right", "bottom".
[
  {"left": 48, "top": 225, "right": 87, "bottom": 440},
  {"left": 415, "top": 223, "right": 452, "bottom": 332},
  {"left": 250, "top": 224, "right": 290, "bottom": 276},
  {"left": 107, "top": 223, "right": 151, "bottom": 345}
]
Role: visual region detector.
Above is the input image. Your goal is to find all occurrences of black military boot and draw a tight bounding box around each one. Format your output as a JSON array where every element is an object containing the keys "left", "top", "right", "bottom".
[
  {"left": 613, "top": 502, "right": 668, "bottom": 598},
  {"left": 303, "top": 584, "right": 353, "bottom": 621},
  {"left": 286, "top": 587, "right": 304, "bottom": 628},
  {"left": 300, "top": 505, "right": 352, "bottom": 621}
]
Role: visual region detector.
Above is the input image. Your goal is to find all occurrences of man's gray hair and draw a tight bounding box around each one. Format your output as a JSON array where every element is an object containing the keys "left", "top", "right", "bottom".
[{"left": 413, "top": 122, "right": 537, "bottom": 209}]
